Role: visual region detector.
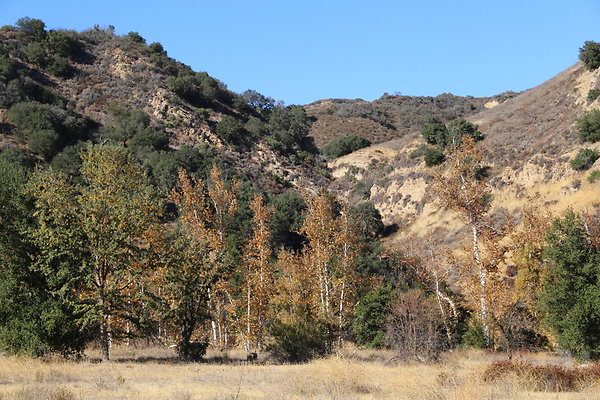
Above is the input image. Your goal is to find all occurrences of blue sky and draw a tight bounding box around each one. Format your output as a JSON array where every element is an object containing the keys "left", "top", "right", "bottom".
[{"left": 1, "top": 0, "right": 599, "bottom": 105}]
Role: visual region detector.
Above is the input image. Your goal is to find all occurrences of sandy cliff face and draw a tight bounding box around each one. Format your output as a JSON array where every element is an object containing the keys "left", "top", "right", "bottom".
[{"left": 328, "top": 63, "right": 600, "bottom": 247}]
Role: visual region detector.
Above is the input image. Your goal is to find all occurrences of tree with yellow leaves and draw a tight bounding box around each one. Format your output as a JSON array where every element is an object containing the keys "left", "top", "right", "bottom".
[
  {"left": 239, "top": 194, "right": 273, "bottom": 351},
  {"left": 29, "top": 144, "right": 163, "bottom": 361},
  {"left": 434, "top": 137, "right": 513, "bottom": 347}
]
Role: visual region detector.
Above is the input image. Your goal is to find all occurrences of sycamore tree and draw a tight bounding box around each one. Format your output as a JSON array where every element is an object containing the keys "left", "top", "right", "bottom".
[
  {"left": 29, "top": 144, "right": 163, "bottom": 361},
  {"left": 434, "top": 137, "right": 512, "bottom": 347}
]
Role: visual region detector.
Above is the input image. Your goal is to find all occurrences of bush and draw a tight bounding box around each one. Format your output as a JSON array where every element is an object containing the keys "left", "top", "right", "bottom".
[
  {"left": 423, "top": 147, "right": 445, "bottom": 166},
  {"left": 24, "top": 42, "right": 47, "bottom": 66},
  {"left": 15, "top": 17, "right": 47, "bottom": 41},
  {"left": 352, "top": 285, "right": 396, "bottom": 348},
  {"left": 588, "top": 89, "right": 600, "bottom": 102},
  {"left": 446, "top": 118, "right": 483, "bottom": 146},
  {"left": 588, "top": 169, "right": 600, "bottom": 183},
  {"left": 570, "top": 148, "right": 599, "bottom": 170},
  {"left": 461, "top": 319, "right": 487, "bottom": 348},
  {"left": 45, "top": 30, "right": 81, "bottom": 58},
  {"left": 28, "top": 128, "right": 61, "bottom": 159},
  {"left": 45, "top": 55, "right": 73, "bottom": 78},
  {"left": 215, "top": 116, "right": 244, "bottom": 144},
  {"left": 579, "top": 41, "right": 600, "bottom": 71},
  {"left": 421, "top": 119, "right": 448, "bottom": 145},
  {"left": 577, "top": 109, "right": 600, "bottom": 142},
  {"left": 267, "top": 320, "right": 333, "bottom": 363},
  {"left": 322, "top": 135, "right": 371, "bottom": 159}
]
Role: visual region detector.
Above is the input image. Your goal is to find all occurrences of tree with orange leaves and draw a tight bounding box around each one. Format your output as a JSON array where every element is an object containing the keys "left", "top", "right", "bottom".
[
  {"left": 434, "top": 137, "right": 513, "bottom": 347},
  {"left": 239, "top": 194, "right": 273, "bottom": 351}
]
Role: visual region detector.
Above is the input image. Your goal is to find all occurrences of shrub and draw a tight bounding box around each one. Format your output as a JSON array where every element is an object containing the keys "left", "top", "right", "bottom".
[
  {"left": 15, "top": 17, "right": 47, "bottom": 41},
  {"left": 461, "top": 319, "right": 487, "bottom": 348},
  {"left": 588, "top": 89, "right": 600, "bottom": 101},
  {"left": 45, "top": 30, "right": 81, "bottom": 58},
  {"left": 322, "top": 135, "right": 371, "bottom": 159},
  {"left": 28, "top": 128, "right": 61, "bottom": 159},
  {"left": 577, "top": 109, "right": 600, "bottom": 142},
  {"left": 45, "top": 55, "right": 73, "bottom": 78},
  {"left": 215, "top": 116, "right": 244, "bottom": 144},
  {"left": 423, "top": 147, "right": 445, "bottom": 166},
  {"left": 421, "top": 119, "right": 448, "bottom": 145},
  {"left": 148, "top": 42, "right": 166, "bottom": 55},
  {"left": 129, "top": 129, "right": 169, "bottom": 151},
  {"left": 352, "top": 285, "right": 396, "bottom": 348},
  {"left": 267, "top": 320, "right": 333, "bottom": 363},
  {"left": 579, "top": 41, "right": 600, "bottom": 71},
  {"left": 24, "top": 42, "right": 47, "bottom": 66},
  {"left": 588, "top": 169, "right": 600, "bottom": 183},
  {"left": 570, "top": 148, "right": 599, "bottom": 170},
  {"left": 446, "top": 118, "right": 483, "bottom": 146}
]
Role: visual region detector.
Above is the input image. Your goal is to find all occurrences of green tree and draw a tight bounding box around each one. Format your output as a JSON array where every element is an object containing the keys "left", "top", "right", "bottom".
[
  {"left": 215, "top": 116, "right": 244, "bottom": 144},
  {"left": 421, "top": 119, "right": 448, "bottom": 146},
  {"left": 577, "top": 109, "right": 600, "bottom": 142},
  {"left": 267, "top": 105, "right": 312, "bottom": 154},
  {"left": 352, "top": 285, "right": 396, "bottom": 348},
  {"left": 446, "top": 118, "right": 483, "bottom": 147},
  {"left": 423, "top": 147, "right": 445, "bottom": 166},
  {"left": 0, "top": 159, "right": 87, "bottom": 356},
  {"left": 29, "top": 145, "right": 163, "bottom": 361},
  {"left": 322, "top": 135, "right": 371, "bottom": 159},
  {"left": 15, "top": 17, "right": 47, "bottom": 41},
  {"left": 579, "top": 41, "right": 600, "bottom": 71},
  {"left": 539, "top": 211, "right": 600, "bottom": 359},
  {"left": 348, "top": 202, "right": 384, "bottom": 240}
]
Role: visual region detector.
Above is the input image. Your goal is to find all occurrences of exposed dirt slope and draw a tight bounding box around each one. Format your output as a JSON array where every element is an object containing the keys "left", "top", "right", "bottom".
[{"left": 328, "top": 63, "right": 600, "bottom": 246}]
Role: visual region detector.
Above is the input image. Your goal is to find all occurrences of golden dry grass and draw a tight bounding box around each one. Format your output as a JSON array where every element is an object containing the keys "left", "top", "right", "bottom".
[{"left": 0, "top": 348, "right": 598, "bottom": 400}]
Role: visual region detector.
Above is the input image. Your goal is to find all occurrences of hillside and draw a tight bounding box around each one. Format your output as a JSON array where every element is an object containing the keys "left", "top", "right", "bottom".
[
  {"left": 327, "top": 62, "right": 600, "bottom": 247},
  {"left": 0, "top": 23, "right": 326, "bottom": 192},
  {"left": 305, "top": 91, "right": 518, "bottom": 148}
]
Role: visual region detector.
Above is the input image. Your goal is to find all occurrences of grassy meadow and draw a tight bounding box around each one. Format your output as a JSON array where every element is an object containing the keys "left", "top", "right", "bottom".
[{"left": 0, "top": 348, "right": 598, "bottom": 400}]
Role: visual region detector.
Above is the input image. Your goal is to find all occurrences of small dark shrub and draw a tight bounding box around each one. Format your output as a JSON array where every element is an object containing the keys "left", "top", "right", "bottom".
[
  {"left": 322, "top": 135, "right": 371, "bottom": 159},
  {"left": 15, "top": 17, "right": 47, "bottom": 41},
  {"left": 267, "top": 320, "right": 333, "bottom": 363},
  {"left": 461, "top": 319, "right": 487, "bottom": 349},
  {"left": 587, "top": 89, "right": 600, "bottom": 101},
  {"left": 28, "top": 128, "right": 61, "bottom": 159},
  {"left": 176, "top": 340, "right": 208, "bottom": 361},
  {"left": 423, "top": 147, "right": 445, "bottom": 166},
  {"left": 215, "top": 116, "right": 244, "bottom": 144},
  {"left": 45, "top": 55, "right": 73, "bottom": 78},
  {"left": 588, "top": 170, "right": 600, "bottom": 183},
  {"left": 570, "top": 148, "right": 600, "bottom": 170},
  {"left": 577, "top": 109, "right": 600, "bottom": 142}
]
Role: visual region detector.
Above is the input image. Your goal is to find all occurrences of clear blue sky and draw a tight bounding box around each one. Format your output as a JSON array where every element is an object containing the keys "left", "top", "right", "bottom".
[{"left": 2, "top": 0, "right": 599, "bottom": 105}]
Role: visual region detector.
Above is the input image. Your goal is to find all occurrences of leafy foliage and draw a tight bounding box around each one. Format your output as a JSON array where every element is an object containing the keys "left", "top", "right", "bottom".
[
  {"left": 579, "top": 41, "right": 600, "bottom": 71},
  {"left": 570, "top": 148, "right": 599, "bottom": 170},
  {"left": 322, "top": 135, "right": 371, "bottom": 159},
  {"left": 539, "top": 211, "right": 600, "bottom": 359},
  {"left": 267, "top": 320, "right": 333, "bottom": 363},
  {"left": 576, "top": 109, "right": 600, "bottom": 142},
  {"left": 423, "top": 147, "right": 445, "bottom": 166},
  {"left": 352, "top": 285, "right": 396, "bottom": 348}
]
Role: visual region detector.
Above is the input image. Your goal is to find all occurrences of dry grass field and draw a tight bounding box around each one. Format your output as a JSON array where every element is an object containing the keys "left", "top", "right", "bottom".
[{"left": 0, "top": 348, "right": 599, "bottom": 400}]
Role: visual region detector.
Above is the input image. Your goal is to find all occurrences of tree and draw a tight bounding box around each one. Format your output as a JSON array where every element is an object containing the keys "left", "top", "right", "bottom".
[
  {"left": 240, "top": 195, "right": 273, "bottom": 351},
  {"left": 16, "top": 17, "right": 47, "bottom": 41},
  {"left": 421, "top": 119, "right": 448, "bottom": 146},
  {"left": 322, "top": 135, "right": 371, "bottom": 159},
  {"left": 28, "top": 145, "right": 163, "bottom": 361},
  {"left": 446, "top": 118, "right": 483, "bottom": 147},
  {"left": 267, "top": 105, "right": 312, "bottom": 154},
  {"left": 0, "top": 160, "right": 86, "bottom": 356},
  {"left": 539, "top": 211, "right": 600, "bottom": 359},
  {"left": 579, "top": 41, "right": 600, "bottom": 71},
  {"left": 576, "top": 109, "right": 600, "bottom": 142},
  {"left": 352, "top": 284, "right": 396, "bottom": 348},
  {"left": 215, "top": 116, "right": 244, "bottom": 144},
  {"left": 434, "top": 137, "right": 511, "bottom": 347}
]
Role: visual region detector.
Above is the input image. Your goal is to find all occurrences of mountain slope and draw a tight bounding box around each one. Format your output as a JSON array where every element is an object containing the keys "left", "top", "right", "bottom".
[{"left": 327, "top": 62, "right": 600, "bottom": 246}]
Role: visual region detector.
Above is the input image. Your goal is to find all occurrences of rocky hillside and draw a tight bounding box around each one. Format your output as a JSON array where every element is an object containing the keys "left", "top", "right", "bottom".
[
  {"left": 327, "top": 62, "right": 600, "bottom": 246},
  {"left": 0, "top": 22, "right": 326, "bottom": 192}
]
